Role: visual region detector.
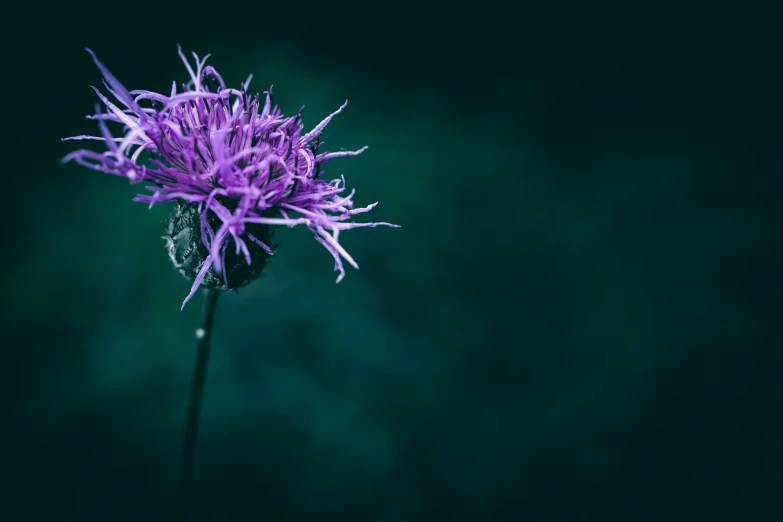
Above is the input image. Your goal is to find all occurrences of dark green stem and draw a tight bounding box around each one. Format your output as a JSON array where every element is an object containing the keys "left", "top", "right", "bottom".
[{"left": 175, "top": 288, "right": 220, "bottom": 522}]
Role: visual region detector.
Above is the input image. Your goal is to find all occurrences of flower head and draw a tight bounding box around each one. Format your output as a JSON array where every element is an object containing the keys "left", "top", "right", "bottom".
[{"left": 64, "top": 47, "right": 398, "bottom": 308}]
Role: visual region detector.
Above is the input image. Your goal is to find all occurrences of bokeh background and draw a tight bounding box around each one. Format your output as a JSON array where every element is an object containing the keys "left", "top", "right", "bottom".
[{"left": 2, "top": 3, "right": 781, "bottom": 521}]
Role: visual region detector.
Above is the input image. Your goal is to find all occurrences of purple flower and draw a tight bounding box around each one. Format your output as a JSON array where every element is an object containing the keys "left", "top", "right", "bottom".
[{"left": 64, "top": 47, "right": 398, "bottom": 309}]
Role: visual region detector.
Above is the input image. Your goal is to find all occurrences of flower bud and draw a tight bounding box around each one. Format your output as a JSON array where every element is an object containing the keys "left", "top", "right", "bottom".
[{"left": 165, "top": 199, "right": 274, "bottom": 290}]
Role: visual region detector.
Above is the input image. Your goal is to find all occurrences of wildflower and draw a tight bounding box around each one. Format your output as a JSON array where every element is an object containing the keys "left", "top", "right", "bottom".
[{"left": 63, "top": 47, "right": 398, "bottom": 308}]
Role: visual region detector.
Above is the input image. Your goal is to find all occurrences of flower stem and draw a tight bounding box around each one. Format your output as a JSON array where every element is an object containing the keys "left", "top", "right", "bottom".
[{"left": 175, "top": 287, "right": 220, "bottom": 522}]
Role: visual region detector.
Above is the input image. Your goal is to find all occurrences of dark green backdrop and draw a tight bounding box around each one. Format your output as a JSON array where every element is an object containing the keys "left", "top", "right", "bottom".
[{"left": 2, "top": 3, "right": 781, "bottom": 521}]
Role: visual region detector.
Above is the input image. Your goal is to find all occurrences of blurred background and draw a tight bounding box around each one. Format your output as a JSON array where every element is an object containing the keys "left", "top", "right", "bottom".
[{"left": 1, "top": 3, "right": 781, "bottom": 521}]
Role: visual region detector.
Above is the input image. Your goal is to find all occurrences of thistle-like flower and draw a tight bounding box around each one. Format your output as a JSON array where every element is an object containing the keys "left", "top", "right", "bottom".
[{"left": 64, "top": 47, "right": 398, "bottom": 308}]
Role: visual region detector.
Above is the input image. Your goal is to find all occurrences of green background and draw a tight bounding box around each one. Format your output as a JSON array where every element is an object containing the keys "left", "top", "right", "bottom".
[{"left": 2, "top": 3, "right": 781, "bottom": 521}]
